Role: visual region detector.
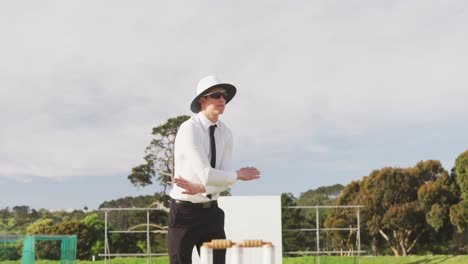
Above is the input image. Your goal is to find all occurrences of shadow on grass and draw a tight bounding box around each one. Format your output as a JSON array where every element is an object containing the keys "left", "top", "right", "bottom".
[{"left": 406, "top": 255, "right": 454, "bottom": 264}]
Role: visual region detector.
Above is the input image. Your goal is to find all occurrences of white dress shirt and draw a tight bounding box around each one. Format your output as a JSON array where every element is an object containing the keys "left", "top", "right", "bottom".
[{"left": 169, "top": 112, "right": 237, "bottom": 202}]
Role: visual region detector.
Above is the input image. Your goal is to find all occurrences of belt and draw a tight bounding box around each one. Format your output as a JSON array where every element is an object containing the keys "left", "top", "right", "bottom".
[{"left": 173, "top": 199, "right": 218, "bottom": 209}]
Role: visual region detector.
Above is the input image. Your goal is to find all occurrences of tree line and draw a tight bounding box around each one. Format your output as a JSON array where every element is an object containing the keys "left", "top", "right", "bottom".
[
  {"left": 0, "top": 196, "right": 168, "bottom": 261},
  {"left": 126, "top": 115, "right": 466, "bottom": 256},
  {"left": 1, "top": 153, "right": 466, "bottom": 260},
  {"left": 282, "top": 155, "right": 467, "bottom": 256},
  {"left": 1, "top": 115, "right": 466, "bottom": 260}
]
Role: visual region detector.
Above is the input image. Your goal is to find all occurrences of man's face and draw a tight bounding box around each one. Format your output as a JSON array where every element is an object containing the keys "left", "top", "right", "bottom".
[{"left": 199, "top": 87, "right": 227, "bottom": 115}]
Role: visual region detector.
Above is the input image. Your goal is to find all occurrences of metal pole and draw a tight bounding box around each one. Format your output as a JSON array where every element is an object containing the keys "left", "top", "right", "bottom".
[
  {"left": 104, "top": 211, "right": 108, "bottom": 264},
  {"left": 316, "top": 207, "right": 320, "bottom": 264},
  {"left": 357, "top": 208, "right": 361, "bottom": 264},
  {"left": 147, "top": 210, "right": 150, "bottom": 264}
]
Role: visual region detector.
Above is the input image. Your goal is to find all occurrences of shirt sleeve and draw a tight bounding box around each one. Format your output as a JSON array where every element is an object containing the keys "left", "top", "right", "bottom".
[{"left": 180, "top": 122, "right": 237, "bottom": 187}]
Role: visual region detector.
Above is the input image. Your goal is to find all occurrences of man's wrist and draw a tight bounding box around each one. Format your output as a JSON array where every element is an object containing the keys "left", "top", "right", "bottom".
[{"left": 199, "top": 184, "right": 206, "bottom": 194}]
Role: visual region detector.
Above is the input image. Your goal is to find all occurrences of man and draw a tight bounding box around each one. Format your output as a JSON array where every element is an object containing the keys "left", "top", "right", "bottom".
[{"left": 168, "top": 76, "right": 260, "bottom": 264}]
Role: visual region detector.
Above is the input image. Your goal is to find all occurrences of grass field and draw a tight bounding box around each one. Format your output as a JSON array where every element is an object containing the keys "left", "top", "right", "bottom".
[
  {"left": 283, "top": 255, "right": 467, "bottom": 264},
  {"left": 1, "top": 255, "right": 467, "bottom": 264}
]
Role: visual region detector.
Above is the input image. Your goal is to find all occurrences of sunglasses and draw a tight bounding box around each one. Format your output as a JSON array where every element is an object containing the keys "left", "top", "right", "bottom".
[{"left": 203, "top": 91, "right": 229, "bottom": 99}]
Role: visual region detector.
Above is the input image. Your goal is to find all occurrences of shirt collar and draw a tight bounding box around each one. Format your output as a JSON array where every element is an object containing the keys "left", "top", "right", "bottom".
[{"left": 197, "top": 112, "right": 219, "bottom": 130}]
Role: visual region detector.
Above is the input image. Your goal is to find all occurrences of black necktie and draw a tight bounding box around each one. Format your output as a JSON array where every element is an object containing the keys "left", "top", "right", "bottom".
[
  {"left": 209, "top": 125, "right": 217, "bottom": 168},
  {"left": 208, "top": 125, "right": 217, "bottom": 200}
]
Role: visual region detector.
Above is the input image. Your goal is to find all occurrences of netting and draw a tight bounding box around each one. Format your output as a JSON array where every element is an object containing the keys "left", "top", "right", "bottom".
[
  {"left": 1, "top": 235, "right": 78, "bottom": 264},
  {"left": 60, "top": 236, "right": 77, "bottom": 264},
  {"left": 0, "top": 234, "right": 25, "bottom": 243},
  {"left": 21, "top": 236, "right": 35, "bottom": 263},
  {"left": 0, "top": 235, "right": 24, "bottom": 261}
]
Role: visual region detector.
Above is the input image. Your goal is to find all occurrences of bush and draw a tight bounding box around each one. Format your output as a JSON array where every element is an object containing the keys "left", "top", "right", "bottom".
[{"left": 0, "top": 246, "right": 21, "bottom": 261}]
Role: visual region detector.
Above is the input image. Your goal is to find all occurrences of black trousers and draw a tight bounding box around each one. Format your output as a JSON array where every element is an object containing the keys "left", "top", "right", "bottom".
[{"left": 168, "top": 199, "right": 226, "bottom": 264}]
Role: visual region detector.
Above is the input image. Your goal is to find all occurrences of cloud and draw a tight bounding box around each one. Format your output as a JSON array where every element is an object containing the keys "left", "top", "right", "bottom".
[{"left": 1, "top": 1, "right": 467, "bottom": 184}]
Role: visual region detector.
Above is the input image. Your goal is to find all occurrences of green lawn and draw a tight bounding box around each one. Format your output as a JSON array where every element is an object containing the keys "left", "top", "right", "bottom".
[
  {"left": 2, "top": 255, "right": 468, "bottom": 264},
  {"left": 283, "top": 255, "right": 467, "bottom": 264}
]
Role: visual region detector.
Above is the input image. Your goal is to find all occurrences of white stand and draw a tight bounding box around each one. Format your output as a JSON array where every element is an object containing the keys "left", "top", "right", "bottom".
[
  {"left": 230, "top": 245, "right": 242, "bottom": 264},
  {"left": 262, "top": 245, "right": 275, "bottom": 264},
  {"left": 200, "top": 245, "right": 213, "bottom": 264}
]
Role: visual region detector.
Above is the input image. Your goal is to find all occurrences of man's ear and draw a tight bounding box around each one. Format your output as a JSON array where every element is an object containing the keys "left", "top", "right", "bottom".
[
  {"left": 199, "top": 97, "right": 206, "bottom": 109},
  {"left": 199, "top": 97, "right": 206, "bottom": 104}
]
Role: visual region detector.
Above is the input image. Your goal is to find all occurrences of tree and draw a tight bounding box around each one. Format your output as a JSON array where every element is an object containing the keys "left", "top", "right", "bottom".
[
  {"left": 326, "top": 182, "right": 365, "bottom": 255},
  {"left": 26, "top": 219, "right": 59, "bottom": 260},
  {"left": 418, "top": 172, "right": 457, "bottom": 232},
  {"left": 128, "top": 115, "right": 232, "bottom": 197},
  {"left": 26, "top": 219, "right": 55, "bottom": 235},
  {"left": 336, "top": 160, "right": 458, "bottom": 256},
  {"left": 281, "top": 193, "right": 306, "bottom": 253},
  {"left": 357, "top": 167, "right": 426, "bottom": 256},
  {"left": 99, "top": 194, "right": 156, "bottom": 209},
  {"left": 83, "top": 214, "right": 106, "bottom": 258},
  {"left": 450, "top": 150, "right": 468, "bottom": 253},
  {"left": 297, "top": 184, "right": 344, "bottom": 252},
  {"left": 298, "top": 184, "right": 344, "bottom": 205},
  {"left": 0, "top": 217, "right": 17, "bottom": 235},
  {"left": 56, "top": 220, "right": 93, "bottom": 260},
  {"left": 454, "top": 150, "right": 468, "bottom": 199},
  {"left": 12, "top": 206, "right": 30, "bottom": 227},
  {"left": 97, "top": 195, "right": 170, "bottom": 255},
  {"left": 128, "top": 115, "right": 190, "bottom": 194},
  {"left": 0, "top": 246, "right": 21, "bottom": 261},
  {"left": 0, "top": 207, "right": 11, "bottom": 224},
  {"left": 415, "top": 170, "right": 460, "bottom": 254},
  {"left": 450, "top": 200, "right": 468, "bottom": 253},
  {"left": 297, "top": 184, "right": 344, "bottom": 227}
]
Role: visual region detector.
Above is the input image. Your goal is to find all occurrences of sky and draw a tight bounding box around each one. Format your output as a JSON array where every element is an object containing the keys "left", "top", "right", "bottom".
[{"left": 1, "top": 0, "right": 467, "bottom": 211}]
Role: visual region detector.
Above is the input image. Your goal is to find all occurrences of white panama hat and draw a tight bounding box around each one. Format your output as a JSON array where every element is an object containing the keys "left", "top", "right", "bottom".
[{"left": 190, "top": 75, "right": 237, "bottom": 113}]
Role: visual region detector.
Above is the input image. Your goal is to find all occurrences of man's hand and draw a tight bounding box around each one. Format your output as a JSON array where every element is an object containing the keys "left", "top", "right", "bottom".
[
  {"left": 174, "top": 176, "right": 206, "bottom": 195},
  {"left": 236, "top": 167, "right": 261, "bottom": 181}
]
